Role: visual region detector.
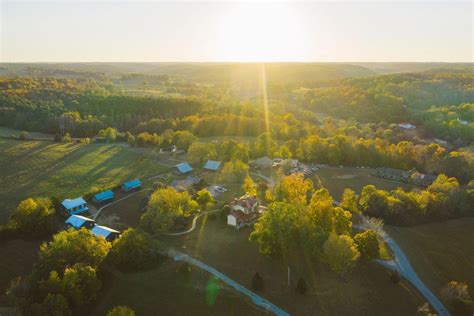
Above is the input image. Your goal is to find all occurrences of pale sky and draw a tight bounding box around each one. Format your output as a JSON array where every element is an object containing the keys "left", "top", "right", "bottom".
[{"left": 1, "top": 1, "right": 473, "bottom": 62}]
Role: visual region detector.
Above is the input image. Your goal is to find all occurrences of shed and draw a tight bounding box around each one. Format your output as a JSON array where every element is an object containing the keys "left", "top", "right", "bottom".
[
  {"left": 203, "top": 160, "right": 222, "bottom": 171},
  {"left": 175, "top": 162, "right": 193, "bottom": 174},
  {"left": 65, "top": 214, "right": 95, "bottom": 229},
  {"left": 61, "top": 197, "right": 89, "bottom": 215},
  {"left": 92, "top": 225, "right": 121, "bottom": 242},
  {"left": 93, "top": 190, "right": 115, "bottom": 203},
  {"left": 122, "top": 179, "right": 142, "bottom": 192}
]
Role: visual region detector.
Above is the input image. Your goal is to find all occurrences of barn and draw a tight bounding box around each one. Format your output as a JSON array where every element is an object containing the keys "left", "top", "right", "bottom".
[
  {"left": 61, "top": 197, "right": 89, "bottom": 215},
  {"left": 93, "top": 190, "right": 115, "bottom": 203},
  {"left": 91, "top": 225, "right": 121, "bottom": 242},
  {"left": 122, "top": 179, "right": 142, "bottom": 192},
  {"left": 65, "top": 214, "right": 95, "bottom": 229}
]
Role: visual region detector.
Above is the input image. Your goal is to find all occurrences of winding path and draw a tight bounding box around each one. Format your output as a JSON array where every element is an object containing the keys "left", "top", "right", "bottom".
[
  {"left": 164, "top": 209, "right": 223, "bottom": 236},
  {"left": 91, "top": 188, "right": 153, "bottom": 220},
  {"left": 169, "top": 249, "right": 289, "bottom": 316}
]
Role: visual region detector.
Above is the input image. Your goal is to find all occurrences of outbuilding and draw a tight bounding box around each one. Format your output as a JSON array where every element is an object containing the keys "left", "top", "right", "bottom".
[
  {"left": 61, "top": 197, "right": 89, "bottom": 215},
  {"left": 203, "top": 160, "right": 222, "bottom": 171},
  {"left": 91, "top": 225, "right": 121, "bottom": 242},
  {"left": 175, "top": 162, "right": 193, "bottom": 174},
  {"left": 122, "top": 179, "right": 142, "bottom": 192},
  {"left": 93, "top": 190, "right": 115, "bottom": 203},
  {"left": 65, "top": 214, "right": 95, "bottom": 229}
]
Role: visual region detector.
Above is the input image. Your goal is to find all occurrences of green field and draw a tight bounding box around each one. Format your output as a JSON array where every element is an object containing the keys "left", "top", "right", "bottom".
[
  {"left": 0, "top": 139, "right": 174, "bottom": 223},
  {"left": 386, "top": 218, "right": 474, "bottom": 294},
  {"left": 312, "top": 166, "right": 415, "bottom": 200}
]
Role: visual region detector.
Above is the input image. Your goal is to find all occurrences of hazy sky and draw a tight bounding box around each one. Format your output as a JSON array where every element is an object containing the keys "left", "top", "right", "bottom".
[{"left": 1, "top": 1, "right": 472, "bottom": 62}]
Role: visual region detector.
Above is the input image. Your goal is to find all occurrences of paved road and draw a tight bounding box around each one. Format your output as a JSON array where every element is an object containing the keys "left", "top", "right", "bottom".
[{"left": 169, "top": 249, "right": 289, "bottom": 316}]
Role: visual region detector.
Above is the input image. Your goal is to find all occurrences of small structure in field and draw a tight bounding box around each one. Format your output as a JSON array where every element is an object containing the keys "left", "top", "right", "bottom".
[
  {"left": 175, "top": 162, "right": 193, "bottom": 174},
  {"left": 93, "top": 190, "right": 115, "bottom": 203},
  {"left": 122, "top": 179, "right": 142, "bottom": 192},
  {"left": 411, "top": 172, "right": 437, "bottom": 188},
  {"left": 227, "top": 195, "right": 266, "bottom": 229},
  {"left": 250, "top": 157, "right": 273, "bottom": 170},
  {"left": 159, "top": 145, "right": 177, "bottom": 154},
  {"left": 65, "top": 214, "right": 95, "bottom": 229},
  {"left": 61, "top": 197, "right": 89, "bottom": 215},
  {"left": 375, "top": 167, "right": 412, "bottom": 181},
  {"left": 203, "top": 160, "right": 222, "bottom": 171},
  {"left": 398, "top": 123, "right": 416, "bottom": 130},
  {"left": 91, "top": 225, "right": 121, "bottom": 242},
  {"left": 170, "top": 176, "right": 203, "bottom": 192}
]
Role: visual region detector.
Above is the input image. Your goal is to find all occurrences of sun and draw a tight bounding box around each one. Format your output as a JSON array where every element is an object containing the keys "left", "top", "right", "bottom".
[{"left": 215, "top": 3, "right": 309, "bottom": 62}]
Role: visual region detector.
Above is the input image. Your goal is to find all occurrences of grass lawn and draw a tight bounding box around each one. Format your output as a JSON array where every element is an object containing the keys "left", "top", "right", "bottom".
[
  {"left": 386, "top": 218, "right": 474, "bottom": 294},
  {"left": 92, "top": 259, "right": 268, "bottom": 316},
  {"left": 0, "top": 239, "right": 42, "bottom": 293},
  {"left": 0, "top": 126, "right": 53, "bottom": 139},
  {"left": 0, "top": 139, "right": 172, "bottom": 223},
  {"left": 312, "top": 166, "right": 415, "bottom": 200},
  {"left": 157, "top": 217, "right": 422, "bottom": 315}
]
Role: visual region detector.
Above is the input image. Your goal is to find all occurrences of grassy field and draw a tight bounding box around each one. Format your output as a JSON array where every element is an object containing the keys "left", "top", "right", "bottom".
[
  {"left": 0, "top": 126, "right": 53, "bottom": 139},
  {"left": 0, "top": 139, "right": 175, "bottom": 223},
  {"left": 0, "top": 239, "right": 42, "bottom": 293},
  {"left": 92, "top": 259, "right": 268, "bottom": 316},
  {"left": 386, "top": 218, "right": 474, "bottom": 295},
  {"left": 312, "top": 166, "right": 415, "bottom": 200},
  {"left": 156, "top": 217, "right": 422, "bottom": 315}
]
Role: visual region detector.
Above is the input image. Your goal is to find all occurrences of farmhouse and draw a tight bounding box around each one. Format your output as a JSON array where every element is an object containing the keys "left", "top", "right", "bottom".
[
  {"left": 92, "top": 225, "right": 121, "bottom": 242},
  {"left": 93, "top": 190, "right": 114, "bottom": 203},
  {"left": 175, "top": 162, "right": 193, "bottom": 174},
  {"left": 122, "top": 179, "right": 142, "bottom": 192},
  {"left": 61, "top": 197, "right": 89, "bottom": 215},
  {"left": 203, "top": 160, "right": 222, "bottom": 171},
  {"left": 250, "top": 156, "right": 273, "bottom": 170},
  {"left": 65, "top": 214, "right": 95, "bottom": 229},
  {"left": 227, "top": 195, "right": 266, "bottom": 229}
]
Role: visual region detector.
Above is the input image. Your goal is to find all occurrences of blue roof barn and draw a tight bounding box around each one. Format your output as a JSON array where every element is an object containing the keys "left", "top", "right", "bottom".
[
  {"left": 175, "top": 162, "right": 193, "bottom": 174},
  {"left": 92, "top": 225, "right": 121, "bottom": 242},
  {"left": 93, "top": 190, "right": 115, "bottom": 203},
  {"left": 122, "top": 179, "right": 142, "bottom": 192},
  {"left": 65, "top": 214, "right": 95, "bottom": 229},
  {"left": 204, "top": 160, "right": 222, "bottom": 171},
  {"left": 61, "top": 197, "right": 89, "bottom": 215}
]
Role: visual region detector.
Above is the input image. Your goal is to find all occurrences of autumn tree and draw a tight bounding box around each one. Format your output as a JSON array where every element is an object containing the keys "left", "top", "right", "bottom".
[
  {"left": 242, "top": 175, "right": 257, "bottom": 195},
  {"left": 174, "top": 130, "right": 198, "bottom": 150},
  {"left": 140, "top": 187, "right": 198, "bottom": 235},
  {"left": 219, "top": 160, "right": 249, "bottom": 183},
  {"left": 323, "top": 233, "right": 360, "bottom": 277},
  {"left": 340, "top": 189, "right": 360, "bottom": 214},
  {"left": 187, "top": 142, "right": 217, "bottom": 165},
  {"left": 354, "top": 229, "right": 379, "bottom": 261},
  {"left": 8, "top": 197, "right": 57, "bottom": 236},
  {"left": 196, "top": 189, "right": 214, "bottom": 212},
  {"left": 273, "top": 173, "right": 313, "bottom": 206}
]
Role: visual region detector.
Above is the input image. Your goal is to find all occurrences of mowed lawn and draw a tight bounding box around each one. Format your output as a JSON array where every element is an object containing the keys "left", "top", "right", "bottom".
[
  {"left": 0, "top": 139, "right": 171, "bottom": 223},
  {"left": 386, "top": 218, "right": 474, "bottom": 294},
  {"left": 312, "top": 166, "right": 415, "bottom": 200},
  {"left": 158, "top": 217, "right": 422, "bottom": 315}
]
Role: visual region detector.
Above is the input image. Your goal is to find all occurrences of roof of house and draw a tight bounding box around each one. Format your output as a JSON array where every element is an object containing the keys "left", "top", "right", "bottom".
[
  {"left": 204, "top": 160, "right": 222, "bottom": 171},
  {"left": 122, "top": 179, "right": 142, "bottom": 189},
  {"left": 229, "top": 209, "right": 257, "bottom": 223},
  {"left": 376, "top": 167, "right": 409, "bottom": 176},
  {"left": 171, "top": 176, "right": 202, "bottom": 191},
  {"left": 65, "top": 214, "right": 94, "bottom": 228},
  {"left": 61, "top": 197, "right": 87, "bottom": 210},
  {"left": 93, "top": 190, "right": 114, "bottom": 201},
  {"left": 92, "top": 225, "right": 120, "bottom": 239},
  {"left": 230, "top": 195, "right": 258, "bottom": 210},
  {"left": 176, "top": 162, "right": 193, "bottom": 173}
]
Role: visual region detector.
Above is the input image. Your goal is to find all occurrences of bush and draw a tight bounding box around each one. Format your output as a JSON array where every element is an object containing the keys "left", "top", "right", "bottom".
[
  {"left": 107, "top": 306, "right": 136, "bottom": 316},
  {"left": 251, "top": 272, "right": 263, "bottom": 291},
  {"left": 18, "top": 131, "right": 29, "bottom": 140},
  {"left": 296, "top": 277, "right": 308, "bottom": 294}
]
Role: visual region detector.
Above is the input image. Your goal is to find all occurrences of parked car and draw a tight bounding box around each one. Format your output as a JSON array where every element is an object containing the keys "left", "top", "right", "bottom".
[{"left": 215, "top": 186, "right": 227, "bottom": 193}]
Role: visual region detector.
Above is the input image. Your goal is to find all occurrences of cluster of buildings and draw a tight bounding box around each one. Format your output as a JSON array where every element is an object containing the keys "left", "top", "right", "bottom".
[
  {"left": 251, "top": 156, "right": 317, "bottom": 177},
  {"left": 60, "top": 178, "right": 143, "bottom": 242},
  {"left": 374, "top": 168, "right": 437, "bottom": 187},
  {"left": 227, "top": 194, "right": 266, "bottom": 230}
]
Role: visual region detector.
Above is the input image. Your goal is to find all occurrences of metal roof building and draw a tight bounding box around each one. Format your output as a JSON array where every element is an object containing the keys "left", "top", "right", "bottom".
[
  {"left": 122, "top": 179, "right": 142, "bottom": 192},
  {"left": 175, "top": 162, "right": 193, "bottom": 174},
  {"left": 93, "top": 190, "right": 114, "bottom": 203},
  {"left": 61, "top": 197, "right": 89, "bottom": 214},
  {"left": 65, "top": 214, "right": 95, "bottom": 229},
  {"left": 92, "top": 225, "right": 121, "bottom": 241},
  {"left": 204, "top": 160, "right": 222, "bottom": 171}
]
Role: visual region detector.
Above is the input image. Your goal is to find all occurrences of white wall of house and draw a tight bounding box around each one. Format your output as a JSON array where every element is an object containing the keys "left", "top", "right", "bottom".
[
  {"left": 231, "top": 204, "right": 246, "bottom": 213},
  {"left": 227, "top": 214, "right": 237, "bottom": 227}
]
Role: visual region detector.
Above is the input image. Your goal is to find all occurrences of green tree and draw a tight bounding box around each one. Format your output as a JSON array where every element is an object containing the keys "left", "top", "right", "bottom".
[
  {"left": 109, "top": 228, "right": 161, "bottom": 272},
  {"left": 255, "top": 133, "right": 277, "bottom": 158},
  {"left": 140, "top": 187, "right": 198, "bottom": 235},
  {"left": 187, "top": 142, "right": 217, "bottom": 165},
  {"left": 274, "top": 173, "right": 313, "bottom": 206},
  {"left": 340, "top": 189, "right": 360, "bottom": 214},
  {"left": 9, "top": 197, "right": 56, "bottom": 236},
  {"left": 35, "top": 293, "right": 72, "bottom": 316},
  {"left": 354, "top": 230, "right": 379, "bottom": 261},
  {"left": 196, "top": 189, "right": 214, "bottom": 212},
  {"left": 323, "top": 233, "right": 360, "bottom": 277},
  {"left": 174, "top": 130, "right": 198, "bottom": 150},
  {"left": 34, "top": 228, "right": 111, "bottom": 278},
  {"left": 107, "top": 306, "right": 136, "bottom": 316},
  {"left": 219, "top": 160, "right": 249, "bottom": 183}
]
